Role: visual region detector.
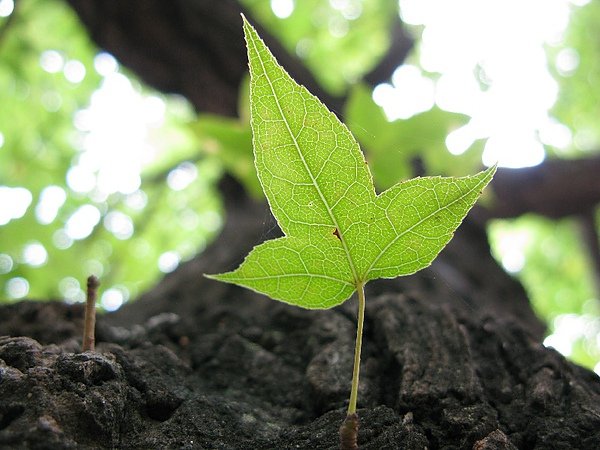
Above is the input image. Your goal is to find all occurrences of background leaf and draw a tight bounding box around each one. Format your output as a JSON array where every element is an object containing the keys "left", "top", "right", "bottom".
[{"left": 345, "top": 84, "right": 484, "bottom": 188}]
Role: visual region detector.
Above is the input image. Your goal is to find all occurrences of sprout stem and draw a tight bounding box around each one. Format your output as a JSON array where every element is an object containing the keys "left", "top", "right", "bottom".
[
  {"left": 82, "top": 275, "right": 99, "bottom": 352},
  {"left": 348, "top": 281, "right": 366, "bottom": 415},
  {"left": 339, "top": 282, "right": 366, "bottom": 449}
]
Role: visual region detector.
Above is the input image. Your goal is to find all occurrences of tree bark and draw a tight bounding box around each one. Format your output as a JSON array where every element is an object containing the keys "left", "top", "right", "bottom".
[
  {"left": 487, "top": 156, "right": 600, "bottom": 220},
  {"left": 65, "top": 0, "right": 345, "bottom": 115},
  {"left": 0, "top": 1, "right": 599, "bottom": 448}
]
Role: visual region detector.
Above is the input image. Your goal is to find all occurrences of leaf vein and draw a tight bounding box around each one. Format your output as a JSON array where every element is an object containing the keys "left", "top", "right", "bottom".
[
  {"left": 366, "top": 178, "right": 489, "bottom": 277},
  {"left": 248, "top": 32, "right": 359, "bottom": 283}
]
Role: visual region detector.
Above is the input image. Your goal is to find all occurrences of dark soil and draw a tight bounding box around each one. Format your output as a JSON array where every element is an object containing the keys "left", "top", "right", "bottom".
[{"left": 1, "top": 208, "right": 600, "bottom": 449}]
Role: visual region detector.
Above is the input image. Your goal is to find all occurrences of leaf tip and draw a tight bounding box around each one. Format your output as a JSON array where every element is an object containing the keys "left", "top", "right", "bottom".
[
  {"left": 240, "top": 13, "right": 250, "bottom": 29},
  {"left": 482, "top": 163, "right": 497, "bottom": 183},
  {"left": 241, "top": 12, "right": 256, "bottom": 42},
  {"left": 203, "top": 272, "right": 226, "bottom": 282}
]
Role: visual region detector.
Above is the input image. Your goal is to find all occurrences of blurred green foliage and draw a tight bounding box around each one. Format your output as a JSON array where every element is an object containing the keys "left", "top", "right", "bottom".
[
  {"left": 0, "top": 0, "right": 222, "bottom": 307},
  {"left": 551, "top": 0, "right": 600, "bottom": 155},
  {"left": 345, "top": 84, "right": 483, "bottom": 188},
  {"left": 192, "top": 113, "right": 259, "bottom": 197}
]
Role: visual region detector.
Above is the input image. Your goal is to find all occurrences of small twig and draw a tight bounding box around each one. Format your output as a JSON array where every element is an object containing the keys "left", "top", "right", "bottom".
[{"left": 82, "top": 275, "right": 100, "bottom": 352}]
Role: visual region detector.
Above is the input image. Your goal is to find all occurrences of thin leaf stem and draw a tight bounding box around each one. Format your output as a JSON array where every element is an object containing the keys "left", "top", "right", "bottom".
[{"left": 348, "top": 281, "right": 366, "bottom": 415}]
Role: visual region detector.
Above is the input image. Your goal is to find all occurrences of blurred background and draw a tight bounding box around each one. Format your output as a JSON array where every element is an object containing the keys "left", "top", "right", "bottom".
[{"left": 1, "top": 0, "right": 599, "bottom": 372}]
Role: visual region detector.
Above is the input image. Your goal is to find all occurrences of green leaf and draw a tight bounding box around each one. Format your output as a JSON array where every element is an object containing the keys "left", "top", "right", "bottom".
[
  {"left": 362, "top": 173, "right": 494, "bottom": 281},
  {"left": 207, "top": 17, "right": 495, "bottom": 309},
  {"left": 210, "top": 235, "right": 354, "bottom": 309}
]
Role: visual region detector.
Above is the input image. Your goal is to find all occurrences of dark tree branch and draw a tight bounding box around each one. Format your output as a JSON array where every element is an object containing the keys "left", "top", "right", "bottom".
[
  {"left": 363, "top": 15, "right": 413, "bottom": 86},
  {"left": 486, "top": 156, "right": 600, "bottom": 219},
  {"left": 579, "top": 209, "right": 600, "bottom": 295},
  {"left": 66, "top": 0, "right": 248, "bottom": 115}
]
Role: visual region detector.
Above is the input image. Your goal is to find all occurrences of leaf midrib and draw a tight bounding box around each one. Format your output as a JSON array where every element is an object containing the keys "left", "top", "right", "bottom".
[
  {"left": 223, "top": 272, "right": 354, "bottom": 286},
  {"left": 248, "top": 31, "right": 359, "bottom": 285}
]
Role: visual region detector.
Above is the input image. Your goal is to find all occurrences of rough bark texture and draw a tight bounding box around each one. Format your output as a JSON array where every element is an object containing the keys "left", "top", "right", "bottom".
[{"left": 1, "top": 1, "right": 600, "bottom": 449}]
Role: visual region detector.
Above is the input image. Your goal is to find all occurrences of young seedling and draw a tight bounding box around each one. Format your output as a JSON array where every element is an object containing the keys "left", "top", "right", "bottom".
[
  {"left": 207, "top": 16, "right": 495, "bottom": 448},
  {"left": 82, "top": 275, "right": 100, "bottom": 352}
]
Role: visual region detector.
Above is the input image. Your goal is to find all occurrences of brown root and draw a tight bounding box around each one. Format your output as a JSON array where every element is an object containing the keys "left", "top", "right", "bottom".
[{"left": 339, "top": 413, "right": 359, "bottom": 450}]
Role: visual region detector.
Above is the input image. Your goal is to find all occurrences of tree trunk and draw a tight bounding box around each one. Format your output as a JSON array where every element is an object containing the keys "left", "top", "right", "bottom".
[{"left": 1, "top": 1, "right": 599, "bottom": 448}]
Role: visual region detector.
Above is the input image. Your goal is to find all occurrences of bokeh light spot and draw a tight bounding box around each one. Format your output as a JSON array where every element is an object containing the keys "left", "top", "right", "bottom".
[
  {"left": 52, "top": 229, "right": 74, "bottom": 250},
  {"left": 0, "top": 186, "right": 32, "bottom": 226},
  {"left": 40, "top": 50, "right": 64, "bottom": 74},
  {"left": 65, "top": 204, "right": 101, "bottom": 240},
  {"left": 0, "top": 254, "right": 13, "bottom": 274},
  {"left": 59, "top": 277, "right": 84, "bottom": 303},
  {"left": 104, "top": 211, "right": 134, "bottom": 240},
  {"left": 167, "top": 162, "right": 198, "bottom": 191},
  {"left": 555, "top": 48, "right": 579, "bottom": 76},
  {"left": 94, "top": 52, "right": 118, "bottom": 77},
  {"left": 41, "top": 91, "right": 63, "bottom": 112},
  {"left": 124, "top": 190, "right": 148, "bottom": 211},
  {"left": 22, "top": 242, "right": 48, "bottom": 267},
  {"left": 158, "top": 251, "right": 180, "bottom": 273},
  {"left": 0, "top": 0, "right": 14, "bottom": 17},
  {"left": 6, "top": 277, "right": 29, "bottom": 299},
  {"left": 66, "top": 166, "right": 96, "bottom": 193},
  {"left": 36, "top": 185, "right": 67, "bottom": 225},
  {"left": 64, "top": 60, "right": 86, "bottom": 84},
  {"left": 271, "top": 0, "right": 294, "bottom": 18},
  {"left": 101, "top": 287, "right": 129, "bottom": 311},
  {"left": 373, "top": 65, "right": 435, "bottom": 120}
]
